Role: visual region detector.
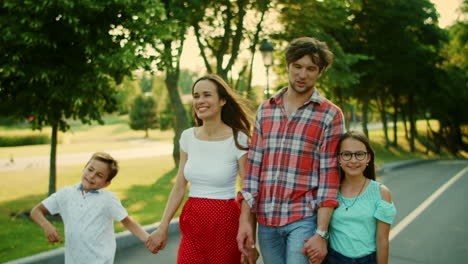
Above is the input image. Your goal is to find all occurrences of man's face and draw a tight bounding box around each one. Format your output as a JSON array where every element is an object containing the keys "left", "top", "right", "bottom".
[{"left": 287, "top": 55, "right": 322, "bottom": 95}]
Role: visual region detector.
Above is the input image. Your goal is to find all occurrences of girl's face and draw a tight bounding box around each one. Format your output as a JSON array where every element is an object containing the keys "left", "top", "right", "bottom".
[
  {"left": 338, "top": 137, "right": 371, "bottom": 179},
  {"left": 192, "top": 80, "right": 226, "bottom": 121}
]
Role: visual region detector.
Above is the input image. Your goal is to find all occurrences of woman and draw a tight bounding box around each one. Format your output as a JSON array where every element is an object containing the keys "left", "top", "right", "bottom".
[
  {"left": 324, "top": 131, "right": 396, "bottom": 264},
  {"left": 146, "top": 74, "right": 257, "bottom": 264}
]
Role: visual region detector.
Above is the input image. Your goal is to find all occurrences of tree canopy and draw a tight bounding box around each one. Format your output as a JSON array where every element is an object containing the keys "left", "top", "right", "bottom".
[{"left": 0, "top": 0, "right": 167, "bottom": 194}]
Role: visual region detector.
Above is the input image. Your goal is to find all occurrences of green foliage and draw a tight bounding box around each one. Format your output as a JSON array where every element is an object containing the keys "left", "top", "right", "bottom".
[
  {"left": 139, "top": 73, "right": 153, "bottom": 93},
  {"left": 0, "top": 0, "right": 167, "bottom": 131},
  {"left": 114, "top": 76, "right": 140, "bottom": 114},
  {"left": 178, "top": 69, "right": 198, "bottom": 94},
  {"left": 0, "top": 135, "right": 50, "bottom": 147},
  {"left": 275, "top": 0, "right": 367, "bottom": 109},
  {"left": 129, "top": 95, "right": 158, "bottom": 137},
  {"left": 192, "top": 0, "right": 269, "bottom": 80}
]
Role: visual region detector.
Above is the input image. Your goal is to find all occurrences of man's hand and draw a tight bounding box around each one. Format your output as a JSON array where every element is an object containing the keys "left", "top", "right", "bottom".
[
  {"left": 301, "top": 234, "right": 327, "bottom": 264},
  {"left": 145, "top": 228, "right": 168, "bottom": 254}
]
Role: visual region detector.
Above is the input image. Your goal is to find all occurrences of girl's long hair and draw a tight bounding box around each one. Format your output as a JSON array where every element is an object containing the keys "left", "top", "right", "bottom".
[{"left": 191, "top": 74, "right": 252, "bottom": 150}]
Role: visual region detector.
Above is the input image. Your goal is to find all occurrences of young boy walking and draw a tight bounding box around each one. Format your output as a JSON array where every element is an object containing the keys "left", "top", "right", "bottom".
[{"left": 31, "top": 152, "right": 149, "bottom": 264}]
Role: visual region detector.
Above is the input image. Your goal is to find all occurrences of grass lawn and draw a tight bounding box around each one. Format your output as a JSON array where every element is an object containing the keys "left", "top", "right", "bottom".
[
  {"left": 0, "top": 155, "right": 180, "bottom": 262},
  {"left": 0, "top": 117, "right": 463, "bottom": 262}
]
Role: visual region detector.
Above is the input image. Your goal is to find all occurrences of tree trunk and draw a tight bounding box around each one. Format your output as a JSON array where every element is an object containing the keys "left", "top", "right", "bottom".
[
  {"left": 145, "top": 128, "right": 149, "bottom": 138},
  {"left": 401, "top": 107, "right": 409, "bottom": 141},
  {"left": 246, "top": 9, "right": 266, "bottom": 101},
  {"left": 408, "top": 94, "right": 416, "bottom": 152},
  {"left": 392, "top": 95, "right": 399, "bottom": 147},
  {"left": 361, "top": 95, "right": 369, "bottom": 138},
  {"left": 48, "top": 122, "right": 58, "bottom": 196},
  {"left": 377, "top": 97, "right": 389, "bottom": 147},
  {"left": 165, "top": 73, "right": 189, "bottom": 166}
]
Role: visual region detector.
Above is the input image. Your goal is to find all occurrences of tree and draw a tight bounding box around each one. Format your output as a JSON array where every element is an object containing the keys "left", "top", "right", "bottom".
[
  {"left": 129, "top": 94, "right": 158, "bottom": 138},
  {"left": 192, "top": 0, "right": 272, "bottom": 84},
  {"left": 275, "top": 0, "right": 365, "bottom": 127},
  {"left": 427, "top": 1, "right": 468, "bottom": 154},
  {"left": 150, "top": 0, "right": 210, "bottom": 166},
  {"left": 115, "top": 76, "right": 140, "bottom": 114},
  {"left": 0, "top": 0, "right": 166, "bottom": 195}
]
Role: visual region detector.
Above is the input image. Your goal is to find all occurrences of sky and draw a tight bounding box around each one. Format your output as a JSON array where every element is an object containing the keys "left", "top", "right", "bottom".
[
  {"left": 180, "top": 0, "right": 464, "bottom": 87},
  {"left": 431, "top": 0, "right": 463, "bottom": 27}
]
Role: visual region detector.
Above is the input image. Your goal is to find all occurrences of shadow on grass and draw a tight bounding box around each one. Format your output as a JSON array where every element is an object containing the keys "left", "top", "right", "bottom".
[
  {"left": 0, "top": 193, "right": 62, "bottom": 222},
  {"left": 0, "top": 194, "right": 65, "bottom": 263},
  {"left": 120, "top": 167, "right": 186, "bottom": 226},
  {"left": 372, "top": 140, "right": 430, "bottom": 167}
]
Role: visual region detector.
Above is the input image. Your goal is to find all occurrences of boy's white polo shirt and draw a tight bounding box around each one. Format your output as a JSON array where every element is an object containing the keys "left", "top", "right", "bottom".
[{"left": 42, "top": 183, "right": 128, "bottom": 264}]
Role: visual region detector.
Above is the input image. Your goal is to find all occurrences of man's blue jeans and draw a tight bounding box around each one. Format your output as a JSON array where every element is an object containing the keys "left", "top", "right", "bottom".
[{"left": 258, "top": 216, "right": 317, "bottom": 264}]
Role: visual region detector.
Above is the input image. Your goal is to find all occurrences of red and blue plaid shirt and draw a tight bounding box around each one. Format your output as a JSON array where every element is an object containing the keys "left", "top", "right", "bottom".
[{"left": 239, "top": 87, "right": 345, "bottom": 227}]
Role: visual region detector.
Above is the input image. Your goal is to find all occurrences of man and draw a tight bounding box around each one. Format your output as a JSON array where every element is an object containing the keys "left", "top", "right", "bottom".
[{"left": 237, "top": 37, "right": 345, "bottom": 264}]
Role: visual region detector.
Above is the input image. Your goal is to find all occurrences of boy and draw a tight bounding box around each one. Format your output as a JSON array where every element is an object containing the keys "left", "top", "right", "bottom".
[{"left": 31, "top": 152, "right": 149, "bottom": 264}]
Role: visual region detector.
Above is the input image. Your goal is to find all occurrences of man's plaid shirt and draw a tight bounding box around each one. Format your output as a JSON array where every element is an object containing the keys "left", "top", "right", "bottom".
[{"left": 239, "top": 87, "right": 345, "bottom": 227}]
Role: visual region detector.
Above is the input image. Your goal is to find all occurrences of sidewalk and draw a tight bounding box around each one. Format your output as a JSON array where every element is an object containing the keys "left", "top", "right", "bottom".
[{"left": 0, "top": 141, "right": 173, "bottom": 172}]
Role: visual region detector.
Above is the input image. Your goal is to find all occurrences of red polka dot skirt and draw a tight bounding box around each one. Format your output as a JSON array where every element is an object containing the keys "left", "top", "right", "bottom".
[{"left": 177, "top": 197, "right": 241, "bottom": 264}]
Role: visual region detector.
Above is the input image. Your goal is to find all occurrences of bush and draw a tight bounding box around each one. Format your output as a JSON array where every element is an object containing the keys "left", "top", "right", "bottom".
[{"left": 0, "top": 135, "right": 50, "bottom": 147}]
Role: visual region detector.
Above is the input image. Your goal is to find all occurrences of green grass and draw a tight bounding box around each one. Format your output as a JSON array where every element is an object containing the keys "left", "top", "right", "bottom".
[
  {"left": 0, "top": 155, "right": 178, "bottom": 263},
  {"left": 0, "top": 117, "right": 464, "bottom": 262}
]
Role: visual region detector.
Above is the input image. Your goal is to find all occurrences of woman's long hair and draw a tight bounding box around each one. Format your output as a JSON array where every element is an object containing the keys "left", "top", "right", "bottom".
[
  {"left": 191, "top": 74, "right": 252, "bottom": 150},
  {"left": 336, "top": 130, "right": 376, "bottom": 182}
]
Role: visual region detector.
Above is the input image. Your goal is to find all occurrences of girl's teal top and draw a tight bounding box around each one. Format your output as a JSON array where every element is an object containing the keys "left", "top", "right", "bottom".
[{"left": 329, "top": 180, "right": 396, "bottom": 258}]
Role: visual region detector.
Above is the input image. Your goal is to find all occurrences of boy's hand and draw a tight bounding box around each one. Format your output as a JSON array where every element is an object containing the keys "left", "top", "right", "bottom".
[
  {"left": 146, "top": 228, "right": 167, "bottom": 254},
  {"left": 43, "top": 223, "right": 61, "bottom": 243}
]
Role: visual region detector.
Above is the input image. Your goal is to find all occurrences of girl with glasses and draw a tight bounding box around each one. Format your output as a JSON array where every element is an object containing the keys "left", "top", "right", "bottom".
[{"left": 326, "top": 130, "right": 396, "bottom": 264}]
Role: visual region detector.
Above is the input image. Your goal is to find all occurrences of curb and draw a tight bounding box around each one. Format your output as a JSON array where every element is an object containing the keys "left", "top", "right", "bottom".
[
  {"left": 377, "top": 159, "right": 436, "bottom": 175},
  {"left": 5, "top": 219, "right": 180, "bottom": 264}
]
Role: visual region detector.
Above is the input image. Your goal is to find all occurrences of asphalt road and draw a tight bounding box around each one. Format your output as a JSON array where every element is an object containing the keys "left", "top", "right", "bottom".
[{"left": 113, "top": 159, "right": 468, "bottom": 264}]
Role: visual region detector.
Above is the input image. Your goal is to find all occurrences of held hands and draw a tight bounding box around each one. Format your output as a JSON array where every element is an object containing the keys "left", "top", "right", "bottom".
[
  {"left": 240, "top": 245, "right": 259, "bottom": 264},
  {"left": 237, "top": 220, "right": 258, "bottom": 264},
  {"left": 301, "top": 234, "right": 328, "bottom": 264},
  {"left": 43, "top": 223, "right": 61, "bottom": 243},
  {"left": 145, "top": 228, "right": 168, "bottom": 254}
]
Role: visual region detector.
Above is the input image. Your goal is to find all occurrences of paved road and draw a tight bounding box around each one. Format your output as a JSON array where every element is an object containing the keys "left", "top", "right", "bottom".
[
  {"left": 383, "top": 159, "right": 468, "bottom": 263},
  {"left": 113, "top": 159, "right": 468, "bottom": 264}
]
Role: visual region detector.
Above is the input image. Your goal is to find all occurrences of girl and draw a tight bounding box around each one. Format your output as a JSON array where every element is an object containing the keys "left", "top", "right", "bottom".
[
  {"left": 327, "top": 130, "right": 396, "bottom": 264},
  {"left": 146, "top": 74, "right": 257, "bottom": 264}
]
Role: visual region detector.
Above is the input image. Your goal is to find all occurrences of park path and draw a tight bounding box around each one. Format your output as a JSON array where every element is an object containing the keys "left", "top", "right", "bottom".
[{"left": 0, "top": 141, "right": 173, "bottom": 172}]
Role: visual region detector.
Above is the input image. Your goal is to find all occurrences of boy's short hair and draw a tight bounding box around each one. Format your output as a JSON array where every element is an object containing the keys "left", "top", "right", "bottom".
[
  {"left": 286, "top": 37, "right": 334, "bottom": 73},
  {"left": 85, "top": 152, "right": 119, "bottom": 182}
]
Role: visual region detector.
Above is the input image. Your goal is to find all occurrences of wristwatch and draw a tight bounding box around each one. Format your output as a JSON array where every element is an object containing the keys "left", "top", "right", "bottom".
[{"left": 315, "top": 229, "right": 329, "bottom": 240}]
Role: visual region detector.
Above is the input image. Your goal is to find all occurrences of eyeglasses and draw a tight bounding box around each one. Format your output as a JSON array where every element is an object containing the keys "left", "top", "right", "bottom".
[{"left": 339, "top": 151, "right": 368, "bottom": 161}]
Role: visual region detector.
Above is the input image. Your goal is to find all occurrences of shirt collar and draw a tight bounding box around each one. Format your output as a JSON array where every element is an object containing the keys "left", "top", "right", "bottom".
[
  {"left": 76, "top": 182, "right": 101, "bottom": 194},
  {"left": 270, "top": 87, "right": 324, "bottom": 106}
]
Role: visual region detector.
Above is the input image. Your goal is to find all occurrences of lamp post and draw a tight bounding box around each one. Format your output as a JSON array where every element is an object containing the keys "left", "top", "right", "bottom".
[{"left": 259, "top": 39, "right": 274, "bottom": 99}]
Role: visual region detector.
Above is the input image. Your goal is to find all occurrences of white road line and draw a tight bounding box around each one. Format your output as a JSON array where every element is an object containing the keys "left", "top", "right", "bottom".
[{"left": 389, "top": 166, "right": 468, "bottom": 241}]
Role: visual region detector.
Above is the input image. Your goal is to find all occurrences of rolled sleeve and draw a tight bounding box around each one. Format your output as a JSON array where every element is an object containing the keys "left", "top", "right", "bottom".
[
  {"left": 239, "top": 107, "right": 264, "bottom": 212},
  {"left": 316, "top": 109, "right": 345, "bottom": 208}
]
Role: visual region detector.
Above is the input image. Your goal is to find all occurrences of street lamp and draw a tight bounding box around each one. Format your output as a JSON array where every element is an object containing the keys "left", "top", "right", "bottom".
[{"left": 259, "top": 39, "right": 274, "bottom": 99}]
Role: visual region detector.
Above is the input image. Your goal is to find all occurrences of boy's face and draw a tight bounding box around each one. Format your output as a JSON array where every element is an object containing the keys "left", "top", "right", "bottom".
[{"left": 81, "top": 159, "right": 111, "bottom": 192}]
